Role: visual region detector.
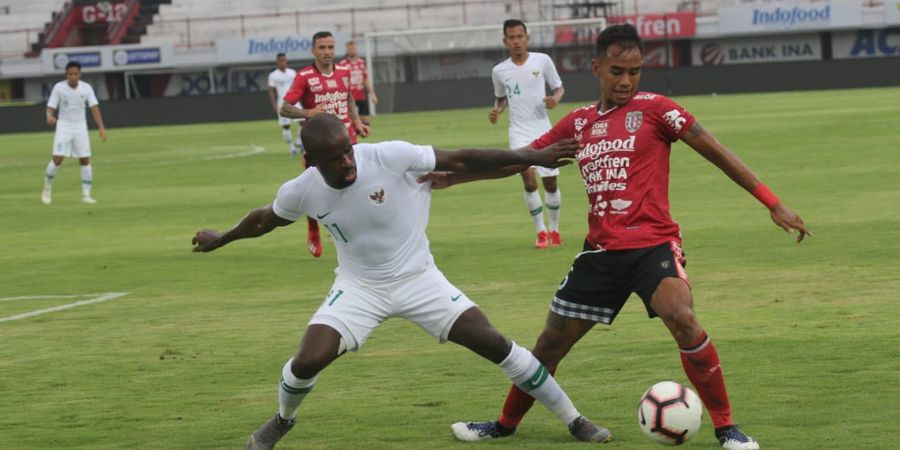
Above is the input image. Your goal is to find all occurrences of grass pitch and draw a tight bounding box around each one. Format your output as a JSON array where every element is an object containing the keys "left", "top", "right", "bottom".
[{"left": 1, "top": 87, "right": 898, "bottom": 449}]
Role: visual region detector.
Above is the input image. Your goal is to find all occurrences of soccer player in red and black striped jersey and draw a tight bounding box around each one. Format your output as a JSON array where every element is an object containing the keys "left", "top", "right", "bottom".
[
  {"left": 440, "top": 24, "right": 810, "bottom": 449},
  {"left": 338, "top": 40, "right": 378, "bottom": 127},
  {"left": 280, "top": 31, "right": 370, "bottom": 258}
]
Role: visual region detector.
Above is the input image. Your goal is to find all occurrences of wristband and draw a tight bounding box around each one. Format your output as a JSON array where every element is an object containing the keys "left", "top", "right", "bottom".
[{"left": 751, "top": 183, "right": 779, "bottom": 209}]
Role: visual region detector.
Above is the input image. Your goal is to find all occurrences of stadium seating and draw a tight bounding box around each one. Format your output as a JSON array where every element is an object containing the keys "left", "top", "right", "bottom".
[
  {"left": 0, "top": 0, "right": 63, "bottom": 57},
  {"left": 140, "top": 0, "right": 745, "bottom": 49}
]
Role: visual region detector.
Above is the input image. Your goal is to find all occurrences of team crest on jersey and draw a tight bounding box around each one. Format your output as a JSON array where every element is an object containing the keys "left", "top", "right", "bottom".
[
  {"left": 574, "top": 118, "right": 589, "bottom": 132},
  {"left": 625, "top": 111, "right": 643, "bottom": 133},
  {"left": 369, "top": 187, "right": 386, "bottom": 206},
  {"left": 325, "top": 79, "right": 338, "bottom": 89},
  {"left": 531, "top": 70, "right": 540, "bottom": 77},
  {"left": 308, "top": 77, "right": 320, "bottom": 85},
  {"left": 591, "top": 121, "right": 608, "bottom": 137}
]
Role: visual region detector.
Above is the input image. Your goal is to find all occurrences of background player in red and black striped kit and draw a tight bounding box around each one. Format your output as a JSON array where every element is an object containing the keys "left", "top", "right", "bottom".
[
  {"left": 280, "top": 31, "right": 370, "bottom": 258},
  {"left": 441, "top": 23, "right": 811, "bottom": 450}
]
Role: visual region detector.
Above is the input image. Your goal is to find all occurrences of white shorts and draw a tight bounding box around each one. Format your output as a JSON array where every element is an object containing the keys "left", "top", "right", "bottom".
[
  {"left": 510, "top": 129, "right": 559, "bottom": 178},
  {"left": 531, "top": 166, "right": 560, "bottom": 178},
  {"left": 52, "top": 127, "right": 91, "bottom": 158},
  {"left": 277, "top": 115, "right": 300, "bottom": 127},
  {"left": 277, "top": 102, "right": 302, "bottom": 126},
  {"left": 308, "top": 267, "right": 478, "bottom": 352}
]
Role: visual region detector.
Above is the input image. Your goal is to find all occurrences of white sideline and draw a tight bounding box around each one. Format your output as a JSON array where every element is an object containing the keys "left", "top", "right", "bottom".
[{"left": 0, "top": 292, "right": 129, "bottom": 323}]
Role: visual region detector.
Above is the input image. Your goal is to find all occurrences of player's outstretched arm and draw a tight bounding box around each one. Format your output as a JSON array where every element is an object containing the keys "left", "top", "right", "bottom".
[
  {"left": 267, "top": 87, "right": 279, "bottom": 113},
  {"left": 192, "top": 204, "right": 294, "bottom": 253},
  {"left": 422, "top": 139, "right": 578, "bottom": 189},
  {"left": 433, "top": 138, "right": 578, "bottom": 173},
  {"left": 682, "top": 122, "right": 812, "bottom": 242}
]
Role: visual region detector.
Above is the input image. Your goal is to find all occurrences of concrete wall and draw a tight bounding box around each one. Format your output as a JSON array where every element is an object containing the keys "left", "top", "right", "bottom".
[{"left": 2, "top": 58, "right": 899, "bottom": 133}]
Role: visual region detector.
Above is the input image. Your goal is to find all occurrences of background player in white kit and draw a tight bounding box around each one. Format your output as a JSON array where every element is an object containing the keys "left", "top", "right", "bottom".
[
  {"left": 192, "top": 114, "right": 611, "bottom": 449},
  {"left": 490, "top": 19, "right": 565, "bottom": 249},
  {"left": 42, "top": 61, "right": 107, "bottom": 205},
  {"left": 267, "top": 53, "right": 303, "bottom": 156}
]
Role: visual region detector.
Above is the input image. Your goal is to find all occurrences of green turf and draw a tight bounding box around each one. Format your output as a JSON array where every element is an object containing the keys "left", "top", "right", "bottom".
[{"left": 1, "top": 87, "right": 898, "bottom": 449}]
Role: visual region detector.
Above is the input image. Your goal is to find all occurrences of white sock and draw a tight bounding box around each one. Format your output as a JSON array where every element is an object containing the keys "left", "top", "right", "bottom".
[
  {"left": 499, "top": 343, "right": 581, "bottom": 426},
  {"left": 524, "top": 191, "right": 546, "bottom": 232},
  {"left": 282, "top": 129, "right": 295, "bottom": 153},
  {"left": 80, "top": 164, "right": 92, "bottom": 197},
  {"left": 278, "top": 358, "right": 317, "bottom": 420},
  {"left": 44, "top": 161, "right": 59, "bottom": 188},
  {"left": 545, "top": 189, "right": 561, "bottom": 232}
]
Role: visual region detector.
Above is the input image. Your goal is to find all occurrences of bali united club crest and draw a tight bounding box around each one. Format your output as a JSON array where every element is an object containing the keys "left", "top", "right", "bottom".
[
  {"left": 625, "top": 111, "right": 643, "bottom": 133},
  {"left": 369, "top": 187, "right": 386, "bottom": 206}
]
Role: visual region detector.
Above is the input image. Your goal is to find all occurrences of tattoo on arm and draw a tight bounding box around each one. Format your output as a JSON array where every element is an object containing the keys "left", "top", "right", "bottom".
[{"left": 684, "top": 122, "right": 703, "bottom": 140}]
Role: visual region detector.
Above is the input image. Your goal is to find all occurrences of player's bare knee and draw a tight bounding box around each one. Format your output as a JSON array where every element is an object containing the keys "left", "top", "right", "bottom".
[
  {"left": 291, "top": 349, "right": 331, "bottom": 379},
  {"left": 543, "top": 178, "right": 558, "bottom": 192}
]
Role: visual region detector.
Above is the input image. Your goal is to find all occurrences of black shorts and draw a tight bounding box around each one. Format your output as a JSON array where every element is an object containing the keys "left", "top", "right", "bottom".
[
  {"left": 552, "top": 240, "right": 688, "bottom": 325},
  {"left": 355, "top": 99, "right": 370, "bottom": 116}
]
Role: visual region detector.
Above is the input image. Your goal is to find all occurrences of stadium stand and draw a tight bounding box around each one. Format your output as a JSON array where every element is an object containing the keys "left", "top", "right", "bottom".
[
  {"left": 139, "top": 0, "right": 732, "bottom": 49},
  {"left": 0, "top": 0, "right": 63, "bottom": 57}
]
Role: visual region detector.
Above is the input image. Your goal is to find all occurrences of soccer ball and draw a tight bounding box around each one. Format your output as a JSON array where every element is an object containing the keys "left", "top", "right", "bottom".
[{"left": 637, "top": 381, "right": 703, "bottom": 446}]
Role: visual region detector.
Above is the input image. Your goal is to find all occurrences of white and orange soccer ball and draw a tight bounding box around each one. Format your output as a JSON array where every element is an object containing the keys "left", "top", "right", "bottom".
[{"left": 637, "top": 381, "right": 703, "bottom": 446}]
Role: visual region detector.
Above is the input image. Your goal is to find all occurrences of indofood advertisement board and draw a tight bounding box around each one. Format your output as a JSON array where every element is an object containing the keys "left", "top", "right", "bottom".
[
  {"left": 717, "top": 1, "right": 862, "bottom": 35},
  {"left": 216, "top": 33, "right": 352, "bottom": 64}
]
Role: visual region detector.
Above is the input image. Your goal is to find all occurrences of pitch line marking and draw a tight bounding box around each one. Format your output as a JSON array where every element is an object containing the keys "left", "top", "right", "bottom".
[
  {"left": 0, "top": 292, "right": 129, "bottom": 323},
  {"left": 144, "top": 144, "right": 266, "bottom": 166}
]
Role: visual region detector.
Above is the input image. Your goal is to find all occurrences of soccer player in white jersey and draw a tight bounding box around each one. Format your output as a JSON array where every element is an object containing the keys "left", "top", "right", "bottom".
[
  {"left": 267, "top": 53, "right": 303, "bottom": 156},
  {"left": 192, "top": 114, "right": 612, "bottom": 449},
  {"left": 42, "top": 61, "right": 107, "bottom": 205},
  {"left": 490, "top": 19, "right": 565, "bottom": 249}
]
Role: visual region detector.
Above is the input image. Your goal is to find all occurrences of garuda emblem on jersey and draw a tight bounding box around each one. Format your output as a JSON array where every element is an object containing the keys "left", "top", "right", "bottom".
[
  {"left": 625, "top": 111, "right": 643, "bottom": 133},
  {"left": 531, "top": 70, "right": 540, "bottom": 77},
  {"left": 369, "top": 188, "right": 385, "bottom": 206}
]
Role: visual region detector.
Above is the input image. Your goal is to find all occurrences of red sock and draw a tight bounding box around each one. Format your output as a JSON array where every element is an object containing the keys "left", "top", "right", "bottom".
[
  {"left": 679, "top": 332, "right": 733, "bottom": 429},
  {"left": 498, "top": 366, "right": 556, "bottom": 429}
]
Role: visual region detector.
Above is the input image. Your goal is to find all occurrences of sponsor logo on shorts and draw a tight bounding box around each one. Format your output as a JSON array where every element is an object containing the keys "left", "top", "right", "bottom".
[{"left": 660, "top": 260, "right": 671, "bottom": 269}]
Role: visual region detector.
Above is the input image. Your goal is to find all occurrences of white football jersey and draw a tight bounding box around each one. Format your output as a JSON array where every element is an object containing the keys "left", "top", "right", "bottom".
[
  {"left": 47, "top": 80, "right": 98, "bottom": 130},
  {"left": 491, "top": 52, "right": 563, "bottom": 148},
  {"left": 268, "top": 68, "right": 298, "bottom": 107},
  {"left": 273, "top": 141, "right": 437, "bottom": 282}
]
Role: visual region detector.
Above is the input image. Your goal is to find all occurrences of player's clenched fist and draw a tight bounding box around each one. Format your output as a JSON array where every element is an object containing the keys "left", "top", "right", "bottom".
[
  {"left": 192, "top": 229, "right": 223, "bottom": 252},
  {"left": 488, "top": 108, "right": 500, "bottom": 124}
]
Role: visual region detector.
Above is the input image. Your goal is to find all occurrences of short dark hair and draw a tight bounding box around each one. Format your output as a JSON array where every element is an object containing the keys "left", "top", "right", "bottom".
[
  {"left": 503, "top": 19, "right": 527, "bottom": 36},
  {"left": 65, "top": 61, "right": 81, "bottom": 71},
  {"left": 276, "top": 52, "right": 286, "bottom": 59},
  {"left": 596, "top": 23, "right": 643, "bottom": 57},
  {"left": 312, "top": 31, "right": 333, "bottom": 46}
]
